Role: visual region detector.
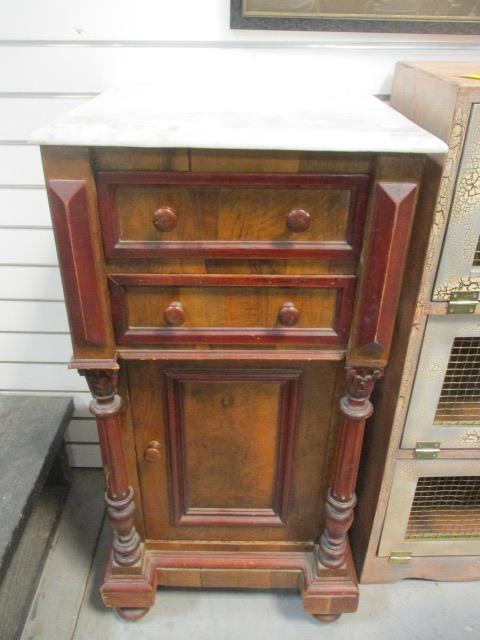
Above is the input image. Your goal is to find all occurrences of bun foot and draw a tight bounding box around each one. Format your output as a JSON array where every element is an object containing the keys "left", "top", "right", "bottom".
[
  {"left": 313, "top": 613, "right": 341, "bottom": 624},
  {"left": 115, "top": 607, "right": 150, "bottom": 621}
]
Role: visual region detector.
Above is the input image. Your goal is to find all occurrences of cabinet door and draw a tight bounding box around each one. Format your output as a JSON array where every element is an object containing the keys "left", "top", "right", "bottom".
[
  {"left": 378, "top": 459, "right": 480, "bottom": 557},
  {"left": 126, "top": 359, "right": 342, "bottom": 543},
  {"left": 402, "top": 316, "right": 480, "bottom": 449},
  {"left": 433, "top": 104, "right": 480, "bottom": 301}
]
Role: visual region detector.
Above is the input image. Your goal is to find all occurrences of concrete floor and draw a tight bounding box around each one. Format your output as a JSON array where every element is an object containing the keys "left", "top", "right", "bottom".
[{"left": 20, "top": 470, "right": 480, "bottom": 640}]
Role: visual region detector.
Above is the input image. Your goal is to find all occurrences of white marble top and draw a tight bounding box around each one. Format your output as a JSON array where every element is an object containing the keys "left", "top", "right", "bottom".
[{"left": 30, "top": 84, "right": 447, "bottom": 154}]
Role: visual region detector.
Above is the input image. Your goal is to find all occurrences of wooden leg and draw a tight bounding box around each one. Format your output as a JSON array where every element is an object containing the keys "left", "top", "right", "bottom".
[
  {"left": 318, "top": 367, "right": 383, "bottom": 569},
  {"left": 80, "top": 368, "right": 141, "bottom": 567},
  {"left": 115, "top": 607, "right": 150, "bottom": 621},
  {"left": 313, "top": 613, "right": 342, "bottom": 623}
]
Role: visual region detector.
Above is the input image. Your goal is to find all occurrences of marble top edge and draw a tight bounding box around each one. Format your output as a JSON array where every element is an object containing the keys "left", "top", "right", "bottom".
[{"left": 29, "top": 85, "right": 448, "bottom": 155}]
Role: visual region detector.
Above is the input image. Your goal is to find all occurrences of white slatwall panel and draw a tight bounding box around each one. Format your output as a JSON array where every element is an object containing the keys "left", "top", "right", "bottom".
[
  {"left": 0, "top": 145, "right": 44, "bottom": 184},
  {"left": 0, "top": 1, "right": 478, "bottom": 466},
  {"left": 66, "top": 418, "right": 101, "bottom": 467},
  {"left": 1, "top": 46, "right": 479, "bottom": 95},
  {"left": 0, "top": 266, "right": 63, "bottom": 300},
  {"left": 0, "top": 228, "right": 57, "bottom": 264},
  {"left": 0, "top": 363, "right": 88, "bottom": 391},
  {"left": 0, "top": 0, "right": 226, "bottom": 41},
  {"left": 0, "top": 97, "right": 89, "bottom": 140},
  {"left": 65, "top": 443, "right": 102, "bottom": 467},
  {"left": 2, "top": 0, "right": 479, "bottom": 44},
  {"left": 0, "top": 333, "right": 70, "bottom": 362},
  {"left": 66, "top": 419, "right": 98, "bottom": 443},
  {"left": 0, "top": 188, "right": 51, "bottom": 227},
  {"left": 0, "top": 301, "right": 68, "bottom": 331}
]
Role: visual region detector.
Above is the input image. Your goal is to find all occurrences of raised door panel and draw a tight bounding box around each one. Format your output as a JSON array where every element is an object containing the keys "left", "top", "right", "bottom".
[
  {"left": 402, "top": 316, "right": 480, "bottom": 449},
  {"left": 164, "top": 369, "right": 299, "bottom": 526},
  {"left": 433, "top": 104, "right": 480, "bottom": 301},
  {"left": 127, "top": 359, "right": 342, "bottom": 543},
  {"left": 378, "top": 459, "right": 480, "bottom": 557}
]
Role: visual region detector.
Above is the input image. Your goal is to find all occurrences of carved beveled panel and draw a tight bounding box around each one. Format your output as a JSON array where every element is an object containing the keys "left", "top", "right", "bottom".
[
  {"left": 378, "top": 459, "right": 480, "bottom": 557},
  {"left": 433, "top": 103, "right": 480, "bottom": 301},
  {"left": 402, "top": 316, "right": 480, "bottom": 449},
  {"left": 350, "top": 181, "right": 417, "bottom": 364},
  {"left": 164, "top": 369, "right": 301, "bottom": 526},
  {"left": 47, "top": 179, "right": 106, "bottom": 347}
]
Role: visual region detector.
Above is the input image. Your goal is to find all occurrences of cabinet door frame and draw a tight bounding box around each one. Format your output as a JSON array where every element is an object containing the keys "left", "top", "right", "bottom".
[
  {"left": 378, "top": 459, "right": 480, "bottom": 557},
  {"left": 402, "top": 316, "right": 480, "bottom": 450}
]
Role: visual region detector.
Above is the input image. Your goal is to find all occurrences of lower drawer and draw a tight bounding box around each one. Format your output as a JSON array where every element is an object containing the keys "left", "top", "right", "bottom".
[{"left": 108, "top": 273, "right": 355, "bottom": 345}]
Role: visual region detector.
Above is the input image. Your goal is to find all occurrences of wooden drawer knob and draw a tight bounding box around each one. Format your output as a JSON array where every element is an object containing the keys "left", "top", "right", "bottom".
[
  {"left": 144, "top": 441, "right": 162, "bottom": 462},
  {"left": 153, "top": 207, "right": 177, "bottom": 232},
  {"left": 163, "top": 301, "right": 185, "bottom": 326},
  {"left": 278, "top": 302, "right": 300, "bottom": 327},
  {"left": 286, "top": 208, "right": 311, "bottom": 232}
]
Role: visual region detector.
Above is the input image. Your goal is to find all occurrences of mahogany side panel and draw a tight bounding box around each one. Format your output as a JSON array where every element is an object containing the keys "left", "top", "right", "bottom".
[
  {"left": 351, "top": 182, "right": 417, "bottom": 364},
  {"left": 164, "top": 368, "right": 301, "bottom": 526},
  {"left": 47, "top": 179, "right": 106, "bottom": 347}
]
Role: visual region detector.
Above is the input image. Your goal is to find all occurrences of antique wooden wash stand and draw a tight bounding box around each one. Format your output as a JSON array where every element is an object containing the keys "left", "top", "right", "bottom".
[{"left": 32, "top": 87, "right": 446, "bottom": 622}]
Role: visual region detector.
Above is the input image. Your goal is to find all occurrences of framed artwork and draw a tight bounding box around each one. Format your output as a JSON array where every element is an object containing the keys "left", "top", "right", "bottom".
[{"left": 230, "top": 0, "right": 480, "bottom": 33}]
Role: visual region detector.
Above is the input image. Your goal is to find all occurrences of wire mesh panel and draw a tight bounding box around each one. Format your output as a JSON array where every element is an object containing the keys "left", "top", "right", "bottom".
[
  {"left": 434, "top": 337, "right": 480, "bottom": 424},
  {"left": 405, "top": 476, "right": 480, "bottom": 541},
  {"left": 402, "top": 318, "right": 480, "bottom": 449},
  {"left": 378, "top": 460, "right": 480, "bottom": 556}
]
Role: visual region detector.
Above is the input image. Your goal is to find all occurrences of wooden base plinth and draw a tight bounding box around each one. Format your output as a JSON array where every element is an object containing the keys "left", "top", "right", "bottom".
[{"left": 100, "top": 540, "right": 358, "bottom": 621}]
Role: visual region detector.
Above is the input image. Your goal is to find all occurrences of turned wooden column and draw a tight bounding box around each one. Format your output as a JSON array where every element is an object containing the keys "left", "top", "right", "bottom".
[
  {"left": 80, "top": 369, "right": 141, "bottom": 566},
  {"left": 316, "top": 181, "right": 418, "bottom": 571},
  {"left": 318, "top": 366, "right": 383, "bottom": 569}
]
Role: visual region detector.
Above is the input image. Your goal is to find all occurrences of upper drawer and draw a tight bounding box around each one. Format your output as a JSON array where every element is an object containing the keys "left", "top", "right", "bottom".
[{"left": 97, "top": 171, "right": 369, "bottom": 260}]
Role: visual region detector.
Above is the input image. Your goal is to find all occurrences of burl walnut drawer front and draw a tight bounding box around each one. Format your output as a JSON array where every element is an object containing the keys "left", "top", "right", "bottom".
[
  {"left": 108, "top": 274, "right": 355, "bottom": 345},
  {"left": 97, "top": 171, "right": 369, "bottom": 259}
]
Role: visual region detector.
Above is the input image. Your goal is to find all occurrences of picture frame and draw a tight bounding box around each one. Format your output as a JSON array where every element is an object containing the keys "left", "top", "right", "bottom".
[{"left": 230, "top": 0, "right": 480, "bottom": 34}]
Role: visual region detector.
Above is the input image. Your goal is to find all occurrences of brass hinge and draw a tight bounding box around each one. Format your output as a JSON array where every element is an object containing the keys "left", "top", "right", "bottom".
[
  {"left": 414, "top": 442, "right": 440, "bottom": 459},
  {"left": 447, "top": 291, "right": 479, "bottom": 314},
  {"left": 389, "top": 551, "right": 412, "bottom": 564}
]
